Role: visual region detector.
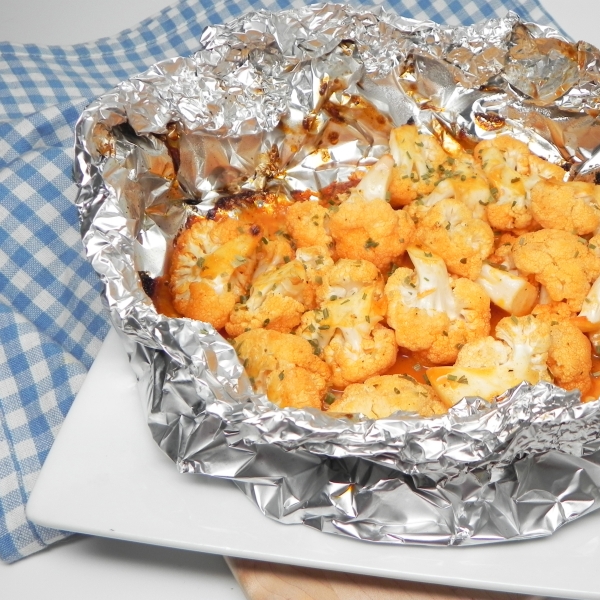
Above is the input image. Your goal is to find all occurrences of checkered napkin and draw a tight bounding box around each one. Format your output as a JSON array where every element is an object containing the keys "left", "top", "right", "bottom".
[{"left": 0, "top": 0, "right": 561, "bottom": 563}]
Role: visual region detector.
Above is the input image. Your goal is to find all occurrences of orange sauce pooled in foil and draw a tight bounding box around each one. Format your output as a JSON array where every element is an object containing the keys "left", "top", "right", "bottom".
[{"left": 586, "top": 354, "right": 600, "bottom": 402}]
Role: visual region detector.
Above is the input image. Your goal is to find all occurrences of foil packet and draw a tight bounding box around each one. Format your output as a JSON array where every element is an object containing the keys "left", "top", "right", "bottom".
[{"left": 75, "top": 3, "right": 600, "bottom": 545}]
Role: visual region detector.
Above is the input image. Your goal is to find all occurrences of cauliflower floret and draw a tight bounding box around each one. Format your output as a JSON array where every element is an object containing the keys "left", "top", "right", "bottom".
[
  {"left": 295, "top": 246, "right": 335, "bottom": 303},
  {"left": 170, "top": 217, "right": 260, "bottom": 329},
  {"left": 315, "top": 257, "right": 385, "bottom": 310},
  {"left": 576, "top": 276, "right": 600, "bottom": 332},
  {"left": 531, "top": 303, "right": 592, "bottom": 395},
  {"left": 330, "top": 155, "right": 414, "bottom": 272},
  {"left": 385, "top": 247, "right": 490, "bottom": 365},
  {"left": 530, "top": 180, "right": 600, "bottom": 235},
  {"left": 476, "top": 262, "right": 538, "bottom": 316},
  {"left": 328, "top": 374, "right": 447, "bottom": 418},
  {"left": 414, "top": 198, "right": 494, "bottom": 279},
  {"left": 427, "top": 315, "right": 551, "bottom": 406},
  {"left": 475, "top": 136, "right": 564, "bottom": 232},
  {"left": 225, "top": 259, "right": 312, "bottom": 337},
  {"left": 488, "top": 233, "right": 518, "bottom": 270},
  {"left": 298, "top": 260, "right": 396, "bottom": 389},
  {"left": 233, "top": 329, "right": 331, "bottom": 410},
  {"left": 284, "top": 200, "right": 334, "bottom": 252},
  {"left": 388, "top": 125, "right": 449, "bottom": 207},
  {"left": 252, "top": 236, "right": 295, "bottom": 280},
  {"left": 512, "top": 229, "right": 600, "bottom": 312}
]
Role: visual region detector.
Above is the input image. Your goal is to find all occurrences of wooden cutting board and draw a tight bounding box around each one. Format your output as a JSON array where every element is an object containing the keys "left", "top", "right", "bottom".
[{"left": 226, "top": 557, "right": 535, "bottom": 600}]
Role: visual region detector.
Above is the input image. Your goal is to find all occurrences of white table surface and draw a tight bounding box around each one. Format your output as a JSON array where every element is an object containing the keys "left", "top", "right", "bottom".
[{"left": 1, "top": 1, "right": 599, "bottom": 599}]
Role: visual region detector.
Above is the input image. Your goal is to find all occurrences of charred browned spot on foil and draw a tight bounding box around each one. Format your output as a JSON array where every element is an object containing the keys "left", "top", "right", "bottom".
[
  {"left": 162, "top": 122, "right": 181, "bottom": 173},
  {"left": 93, "top": 123, "right": 115, "bottom": 157},
  {"left": 139, "top": 271, "right": 156, "bottom": 298},
  {"left": 328, "top": 131, "right": 340, "bottom": 145},
  {"left": 319, "top": 79, "right": 328, "bottom": 96},
  {"left": 291, "top": 190, "right": 315, "bottom": 202},
  {"left": 319, "top": 177, "right": 359, "bottom": 204},
  {"left": 326, "top": 103, "right": 345, "bottom": 124},
  {"left": 303, "top": 114, "right": 317, "bottom": 131},
  {"left": 474, "top": 111, "right": 506, "bottom": 132}
]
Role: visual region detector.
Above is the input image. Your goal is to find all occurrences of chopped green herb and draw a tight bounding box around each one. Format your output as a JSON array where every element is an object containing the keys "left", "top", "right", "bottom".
[
  {"left": 278, "top": 371, "right": 285, "bottom": 380},
  {"left": 315, "top": 275, "right": 323, "bottom": 284},
  {"left": 447, "top": 374, "right": 457, "bottom": 381},
  {"left": 196, "top": 256, "right": 205, "bottom": 268},
  {"left": 399, "top": 374, "right": 417, "bottom": 383},
  {"left": 394, "top": 387, "right": 401, "bottom": 394},
  {"left": 365, "top": 315, "right": 370, "bottom": 323},
  {"left": 364, "top": 238, "right": 379, "bottom": 249},
  {"left": 424, "top": 252, "right": 433, "bottom": 257},
  {"left": 413, "top": 363, "right": 421, "bottom": 371},
  {"left": 261, "top": 237, "right": 269, "bottom": 245},
  {"left": 324, "top": 393, "right": 336, "bottom": 405},
  {"left": 283, "top": 255, "right": 291, "bottom": 263},
  {"left": 263, "top": 318, "right": 270, "bottom": 326},
  {"left": 510, "top": 177, "right": 520, "bottom": 183},
  {"left": 319, "top": 324, "right": 330, "bottom": 330},
  {"left": 458, "top": 375, "right": 469, "bottom": 384},
  {"left": 460, "top": 258, "right": 467, "bottom": 264},
  {"left": 511, "top": 315, "right": 518, "bottom": 324}
]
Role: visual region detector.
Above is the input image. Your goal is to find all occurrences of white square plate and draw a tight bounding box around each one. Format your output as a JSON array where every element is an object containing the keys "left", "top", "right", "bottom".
[{"left": 26, "top": 328, "right": 600, "bottom": 599}]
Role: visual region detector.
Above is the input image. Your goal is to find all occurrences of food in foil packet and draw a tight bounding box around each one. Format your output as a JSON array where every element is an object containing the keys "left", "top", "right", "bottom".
[
  {"left": 75, "top": 4, "right": 600, "bottom": 546},
  {"left": 163, "top": 123, "right": 600, "bottom": 419}
]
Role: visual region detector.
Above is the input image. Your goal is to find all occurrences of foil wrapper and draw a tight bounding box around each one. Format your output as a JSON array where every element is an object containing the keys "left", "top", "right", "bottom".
[{"left": 75, "top": 4, "right": 600, "bottom": 545}]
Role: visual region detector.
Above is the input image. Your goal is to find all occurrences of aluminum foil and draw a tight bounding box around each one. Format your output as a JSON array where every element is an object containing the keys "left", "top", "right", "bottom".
[{"left": 75, "top": 4, "right": 600, "bottom": 545}]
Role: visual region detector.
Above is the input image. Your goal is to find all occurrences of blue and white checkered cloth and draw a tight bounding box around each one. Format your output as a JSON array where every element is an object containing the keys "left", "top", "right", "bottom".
[{"left": 0, "top": 0, "right": 561, "bottom": 563}]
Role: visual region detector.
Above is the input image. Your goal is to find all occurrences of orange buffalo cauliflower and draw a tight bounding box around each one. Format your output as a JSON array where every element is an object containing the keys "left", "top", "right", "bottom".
[
  {"left": 225, "top": 258, "right": 312, "bottom": 337},
  {"left": 427, "top": 315, "right": 552, "bottom": 406},
  {"left": 388, "top": 124, "right": 448, "bottom": 207},
  {"left": 284, "top": 200, "right": 334, "bottom": 252},
  {"left": 531, "top": 303, "right": 592, "bottom": 395},
  {"left": 233, "top": 329, "right": 331, "bottom": 410},
  {"left": 475, "top": 136, "right": 564, "bottom": 232},
  {"left": 384, "top": 247, "right": 490, "bottom": 365},
  {"left": 414, "top": 198, "right": 494, "bottom": 279},
  {"left": 512, "top": 229, "right": 600, "bottom": 312},
  {"left": 297, "top": 259, "right": 396, "bottom": 389},
  {"left": 328, "top": 374, "right": 447, "bottom": 418},
  {"left": 329, "top": 154, "right": 414, "bottom": 272},
  {"left": 530, "top": 180, "right": 600, "bottom": 236},
  {"left": 170, "top": 217, "right": 260, "bottom": 329}
]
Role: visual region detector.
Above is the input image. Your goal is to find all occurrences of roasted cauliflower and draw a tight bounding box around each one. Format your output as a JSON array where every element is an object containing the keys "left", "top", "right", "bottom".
[
  {"left": 427, "top": 315, "right": 551, "bottom": 406},
  {"left": 328, "top": 374, "right": 447, "bottom": 418},
  {"left": 284, "top": 200, "right": 334, "bottom": 252},
  {"left": 388, "top": 124, "right": 448, "bottom": 207},
  {"left": 170, "top": 217, "right": 260, "bottom": 329},
  {"left": 475, "top": 136, "right": 564, "bottom": 232},
  {"left": 530, "top": 180, "right": 600, "bottom": 236},
  {"left": 414, "top": 198, "right": 494, "bottom": 279},
  {"left": 512, "top": 229, "right": 600, "bottom": 312},
  {"left": 298, "top": 259, "right": 397, "bottom": 389},
  {"left": 329, "top": 154, "right": 414, "bottom": 272},
  {"left": 385, "top": 247, "right": 490, "bottom": 365},
  {"left": 233, "top": 329, "right": 331, "bottom": 410}
]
